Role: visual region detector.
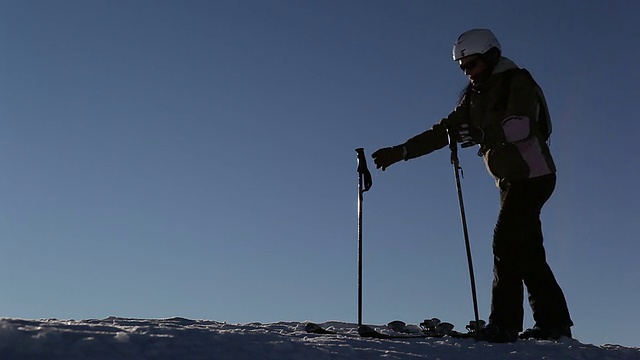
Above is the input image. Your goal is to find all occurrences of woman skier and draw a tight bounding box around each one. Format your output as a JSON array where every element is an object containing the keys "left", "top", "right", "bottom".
[{"left": 371, "top": 29, "right": 573, "bottom": 343}]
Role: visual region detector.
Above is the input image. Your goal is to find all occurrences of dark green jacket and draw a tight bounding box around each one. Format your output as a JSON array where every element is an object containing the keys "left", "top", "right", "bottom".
[{"left": 402, "top": 57, "right": 556, "bottom": 187}]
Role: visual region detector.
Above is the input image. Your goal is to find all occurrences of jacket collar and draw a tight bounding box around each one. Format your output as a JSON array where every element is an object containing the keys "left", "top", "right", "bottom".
[
  {"left": 471, "top": 57, "right": 520, "bottom": 91},
  {"left": 492, "top": 56, "right": 519, "bottom": 74}
]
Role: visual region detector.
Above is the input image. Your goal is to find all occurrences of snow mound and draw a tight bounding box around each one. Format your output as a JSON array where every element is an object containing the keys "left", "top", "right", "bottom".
[{"left": 0, "top": 317, "right": 637, "bottom": 360}]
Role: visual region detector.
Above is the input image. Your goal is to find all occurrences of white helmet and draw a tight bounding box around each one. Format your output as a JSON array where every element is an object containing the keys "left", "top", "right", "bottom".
[{"left": 452, "top": 29, "right": 501, "bottom": 61}]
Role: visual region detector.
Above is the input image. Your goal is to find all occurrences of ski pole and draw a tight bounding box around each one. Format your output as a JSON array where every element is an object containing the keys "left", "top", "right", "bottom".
[
  {"left": 355, "top": 148, "right": 372, "bottom": 327},
  {"left": 446, "top": 130, "right": 481, "bottom": 340}
]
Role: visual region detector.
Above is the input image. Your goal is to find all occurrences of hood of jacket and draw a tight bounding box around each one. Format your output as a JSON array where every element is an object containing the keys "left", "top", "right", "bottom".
[{"left": 492, "top": 56, "right": 519, "bottom": 74}]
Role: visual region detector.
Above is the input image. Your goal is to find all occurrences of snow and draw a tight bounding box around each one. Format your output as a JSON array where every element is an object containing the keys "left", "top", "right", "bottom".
[{"left": 0, "top": 317, "right": 637, "bottom": 360}]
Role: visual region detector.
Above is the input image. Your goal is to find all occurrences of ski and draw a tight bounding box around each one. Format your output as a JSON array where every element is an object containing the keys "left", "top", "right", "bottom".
[
  {"left": 305, "top": 321, "right": 450, "bottom": 339},
  {"left": 305, "top": 319, "right": 483, "bottom": 340},
  {"left": 448, "top": 330, "right": 478, "bottom": 339},
  {"left": 358, "top": 324, "right": 445, "bottom": 339}
]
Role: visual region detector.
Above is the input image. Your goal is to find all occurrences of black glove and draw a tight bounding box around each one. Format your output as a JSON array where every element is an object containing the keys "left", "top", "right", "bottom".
[
  {"left": 371, "top": 146, "right": 405, "bottom": 171},
  {"left": 452, "top": 123, "right": 484, "bottom": 148}
]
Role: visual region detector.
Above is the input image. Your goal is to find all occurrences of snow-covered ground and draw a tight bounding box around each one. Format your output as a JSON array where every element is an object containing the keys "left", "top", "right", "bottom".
[{"left": 0, "top": 317, "right": 637, "bottom": 360}]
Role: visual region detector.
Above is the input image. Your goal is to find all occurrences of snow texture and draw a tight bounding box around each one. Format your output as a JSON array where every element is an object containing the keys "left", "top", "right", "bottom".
[{"left": 0, "top": 317, "right": 637, "bottom": 360}]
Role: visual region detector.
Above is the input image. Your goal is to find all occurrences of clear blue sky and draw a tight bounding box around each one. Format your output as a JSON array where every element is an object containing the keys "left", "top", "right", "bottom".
[{"left": 1, "top": 0, "right": 639, "bottom": 347}]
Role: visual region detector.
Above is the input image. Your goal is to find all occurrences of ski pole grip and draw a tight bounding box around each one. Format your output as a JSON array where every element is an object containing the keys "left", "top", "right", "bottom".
[
  {"left": 445, "top": 126, "right": 457, "bottom": 149},
  {"left": 355, "top": 148, "right": 372, "bottom": 192},
  {"left": 445, "top": 126, "right": 460, "bottom": 166}
]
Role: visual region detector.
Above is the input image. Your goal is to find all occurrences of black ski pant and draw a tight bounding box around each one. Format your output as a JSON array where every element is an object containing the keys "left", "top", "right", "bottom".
[{"left": 489, "top": 174, "right": 573, "bottom": 332}]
